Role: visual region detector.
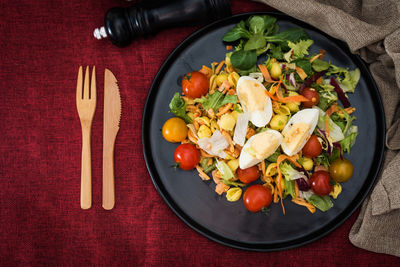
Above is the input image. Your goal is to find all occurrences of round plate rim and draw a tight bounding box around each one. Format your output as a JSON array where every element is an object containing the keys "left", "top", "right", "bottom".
[{"left": 142, "top": 11, "right": 386, "bottom": 251}]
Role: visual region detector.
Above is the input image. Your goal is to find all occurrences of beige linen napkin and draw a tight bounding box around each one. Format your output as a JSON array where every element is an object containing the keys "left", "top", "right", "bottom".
[{"left": 256, "top": 0, "right": 400, "bottom": 257}]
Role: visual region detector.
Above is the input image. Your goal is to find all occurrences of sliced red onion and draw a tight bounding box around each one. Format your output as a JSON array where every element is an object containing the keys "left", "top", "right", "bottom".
[
  {"left": 281, "top": 80, "right": 288, "bottom": 94},
  {"left": 288, "top": 72, "right": 297, "bottom": 88},
  {"left": 317, "top": 128, "right": 333, "bottom": 155},
  {"left": 296, "top": 178, "right": 310, "bottom": 191},
  {"left": 299, "top": 70, "right": 327, "bottom": 92},
  {"left": 333, "top": 142, "right": 343, "bottom": 160},
  {"left": 330, "top": 77, "right": 351, "bottom": 108}
]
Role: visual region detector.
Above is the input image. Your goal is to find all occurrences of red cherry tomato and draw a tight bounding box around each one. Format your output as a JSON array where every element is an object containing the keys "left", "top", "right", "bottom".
[
  {"left": 243, "top": 185, "right": 272, "bottom": 212},
  {"left": 302, "top": 135, "right": 322, "bottom": 158},
  {"left": 236, "top": 166, "right": 260, "bottom": 184},
  {"left": 301, "top": 87, "right": 320, "bottom": 108},
  {"left": 174, "top": 144, "right": 200, "bottom": 170},
  {"left": 182, "top": 71, "right": 209, "bottom": 98},
  {"left": 310, "top": 170, "right": 332, "bottom": 196}
]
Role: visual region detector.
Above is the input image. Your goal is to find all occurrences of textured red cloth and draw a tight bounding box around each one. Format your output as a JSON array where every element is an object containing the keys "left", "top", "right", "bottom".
[{"left": 0, "top": 0, "right": 399, "bottom": 265}]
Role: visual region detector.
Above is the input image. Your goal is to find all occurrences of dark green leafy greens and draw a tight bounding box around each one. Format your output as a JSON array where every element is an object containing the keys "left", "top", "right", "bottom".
[
  {"left": 169, "top": 93, "right": 192, "bottom": 123},
  {"left": 308, "top": 195, "right": 333, "bottom": 212},
  {"left": 222, "top": 15, "right": 310, "bottom": 71}
]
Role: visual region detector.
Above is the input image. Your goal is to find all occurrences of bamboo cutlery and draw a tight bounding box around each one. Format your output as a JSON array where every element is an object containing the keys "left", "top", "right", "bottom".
[{"left": 76, "top": 66, "right": 121, "bottom": 210}]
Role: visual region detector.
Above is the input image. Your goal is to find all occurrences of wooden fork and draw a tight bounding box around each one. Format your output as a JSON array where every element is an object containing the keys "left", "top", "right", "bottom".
[{"left": 76, "top": 66, "right": 96, "bottom": 209}]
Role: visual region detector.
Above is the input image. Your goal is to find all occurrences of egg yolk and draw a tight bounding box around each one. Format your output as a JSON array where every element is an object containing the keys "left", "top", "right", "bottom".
[
  {"left": 238, "top": 80, "right": 269, "bottom": 112},
  {"left": 282, "top": 122, "right": 311, "bottom": 154},
  {"left": 250, "top": 131, "right": 280, "bottom": 160}
]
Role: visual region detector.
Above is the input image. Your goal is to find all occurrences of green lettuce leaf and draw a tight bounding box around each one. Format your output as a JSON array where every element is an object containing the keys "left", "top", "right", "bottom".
[
  {"left": 312, "top": 58, "right": 330, "bottom": 72},
  {"left": 222, "top": 21, "right": 251, "bottom": 42},
  {"left": 340, "top": 126, "right": 358, "bottom": 154},
  {"left": 169, "top": 93, "right": 192, "bottom": 123},
  {"left": 288, "top": 39, "right": 313, "bottom": 58},
  {"left": 194, "top": 91, "right": 237, "bottom": 112},
  {"left": 340, "top": 68, "right": 360, "bottom": 93},
  {"left": 200, "top": 157, "right": 216, "bottom": 173},
  {"left": 284, "top": 180, "right": 296, "bottom": 199},
  {"left": 308, "top": 195, "right": 333, "bottom": 212},
  {"left": 216, "top": 160, "right": 234, "bottom": 180}
]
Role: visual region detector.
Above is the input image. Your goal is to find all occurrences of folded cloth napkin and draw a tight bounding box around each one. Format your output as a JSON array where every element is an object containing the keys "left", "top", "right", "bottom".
[{"left": 256, "top": 0, "right": 400, "bottom": 257}]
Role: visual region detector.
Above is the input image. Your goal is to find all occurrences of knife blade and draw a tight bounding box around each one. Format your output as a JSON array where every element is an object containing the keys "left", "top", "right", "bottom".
[{"left": 103, "top": 68, "right": 121, "bottom": 210}]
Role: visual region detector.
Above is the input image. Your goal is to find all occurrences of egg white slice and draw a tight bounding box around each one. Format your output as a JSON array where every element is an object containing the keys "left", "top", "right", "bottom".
[
  {"left": 239, "top": 129, "right": 283, "bottom": 169},
  {"left": 236, "top": 76, "right": 273, "bottom": 127},
  {"left": 281, "top": 108, "right": 319, "bottom": 156}
]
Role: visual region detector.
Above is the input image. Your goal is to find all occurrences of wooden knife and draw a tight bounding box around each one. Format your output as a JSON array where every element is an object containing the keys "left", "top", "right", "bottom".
[{"left": 103, "top": 68, "right": 121, "bottom": 210}]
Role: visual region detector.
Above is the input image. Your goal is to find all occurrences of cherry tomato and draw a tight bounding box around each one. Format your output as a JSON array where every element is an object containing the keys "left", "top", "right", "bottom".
[
  {"left": 174, "top": 144, "right": 200, "bottom": 170},
  {"left": 236, "top": 166, "right": 260, "bottom": 184},
  {"left": 310, "top": 170, "right": 332, "bottom": 196},
  {"left": 162, "top": 117, "right": 188, "bottom": 143},
  {"left": 301, "top": 87, "right": 320, "bottom": 108},
  {"left": 243, "top": 185, "right": 272, "bottom": 212},
  {"left": 302, "top": 135, "right": 322, "bottom": 158},
  {"left": 182, "top": 71, "right": 209, "bottom": 98},
  {"left": 330, "top": 158, "right": 354, "bottom": 183}
]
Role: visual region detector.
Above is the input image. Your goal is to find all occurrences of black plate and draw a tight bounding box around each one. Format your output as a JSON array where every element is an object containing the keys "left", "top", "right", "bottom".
[{"left": 142, "top": 12, "right": 385, "bottom": 251}]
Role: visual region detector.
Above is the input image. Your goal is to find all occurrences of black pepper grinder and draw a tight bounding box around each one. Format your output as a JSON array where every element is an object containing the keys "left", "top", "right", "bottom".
[{"left": 93, "top": 0, "right": 232, "bottom": 47}]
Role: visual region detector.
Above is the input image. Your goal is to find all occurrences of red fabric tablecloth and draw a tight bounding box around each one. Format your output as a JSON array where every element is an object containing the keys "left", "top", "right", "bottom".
[{"left": 0, "top": 0, "right": 399, "bottom": 265}]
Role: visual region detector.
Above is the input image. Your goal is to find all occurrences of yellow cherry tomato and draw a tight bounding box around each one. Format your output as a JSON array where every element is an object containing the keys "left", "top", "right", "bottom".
[{"left": 162, "top": 117, "right": 188, "bottom": 143}]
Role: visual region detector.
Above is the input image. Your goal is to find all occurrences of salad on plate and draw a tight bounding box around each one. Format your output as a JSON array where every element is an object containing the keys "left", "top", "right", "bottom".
[{"left": 161, "top": 15, "right": 360, "bottom": 214}]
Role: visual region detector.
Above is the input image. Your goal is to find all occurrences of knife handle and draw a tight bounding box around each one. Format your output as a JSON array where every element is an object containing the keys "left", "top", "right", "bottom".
[
  {"left": 80, "top": 126, "right": 92, "bottom": 209},
  {"left": 102, "top": 134, "right": 117, "bottom": 210}
]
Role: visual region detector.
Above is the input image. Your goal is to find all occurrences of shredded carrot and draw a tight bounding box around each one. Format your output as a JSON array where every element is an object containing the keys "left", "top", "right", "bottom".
[
  {"left": 258, "top": 64, "right": 276, "bottom": 83},
  {"left": 320, "top": 49, "right": 326, "bottom": 59},
  {"left": 196, "top": 165, "right": 211, "bottom": 181},
  {"left": 266, "top": 74, "right": 283, "bottom": 98},
  {"left": 273, "top": 184, "right": 279, "bottom": 203},
  {"left": 200, "top": 149, "right": 214, "bottom": 158},
  {"left": 226, "top": 45, "right": 233, "bottom": 50},
  {"left": 276, "top": 154, "right": 301, "bottom": 214},
  {"left": 296, "top": 66, "right": 307, "bottom": 80},
  {"left": 344, "top": 107, "right": 356, "bottom": 114},
  {"left": 325, "top": 116, "right": 330, "bottom": 136},
  {"left": 218, "top": 80, "right": 231, "bottom": 93},
  {"left": 276, "top": 93, "right": 310, "bottom": 103},
  {"left": 294, "top": 181, "right": 299, "bottom": 198},
  {"left": 326, "top": 103, "right": 338, "bottom": 116},
  {"left": 260, "top": 161, "right": 266, "bottom": 179},
  {"left": 292, "top": 198, "right": 316, "bottom": 213},
  {"left": 310, "top": 53, "right": 321, "bottom": 63},
  {"left": 215, "top": 182, "right": 229, "bottom": 195},
  {"left": 316, "top": 77, "right": 323, "bottom": 84},
  {"left": 215, "top": 60, "right": 225, "bottom": 75},
  {"left": 199, "top": 65, "right": 213, "bottom": 79},
  {"left": 264, "top": 88, "right": 277, "bottom": 101}
]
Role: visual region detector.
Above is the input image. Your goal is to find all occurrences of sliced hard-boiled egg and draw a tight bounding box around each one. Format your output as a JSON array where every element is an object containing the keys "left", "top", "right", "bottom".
[
  {"left": 281, "top": 108, "right": 319, "bottom": 156},
  {"left": 239, "top": 129, "right": 282, "bottom": 169},
  {"left": 236, "top": 76, "right": 273, "bottom": 127}
]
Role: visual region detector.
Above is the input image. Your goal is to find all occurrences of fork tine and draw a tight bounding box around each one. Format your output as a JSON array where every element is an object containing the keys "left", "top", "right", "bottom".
[
  {"left": 91, "top": 66, "right": 96, "bottom": 100},
  {"left": 76, "top": 66, "right": 83, "bottom": 100},
  {"left": 83, "top": 66, "right": 90, "bottom": 99}
]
